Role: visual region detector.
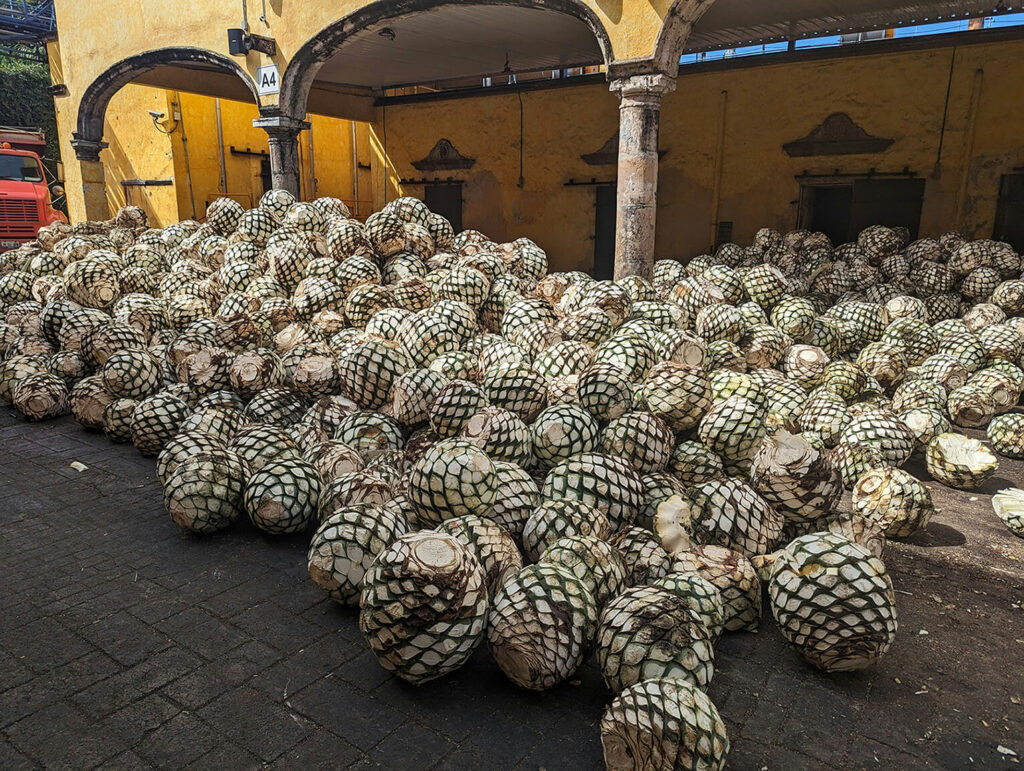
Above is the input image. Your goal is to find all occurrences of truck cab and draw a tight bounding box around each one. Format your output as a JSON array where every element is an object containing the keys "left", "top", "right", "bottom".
[{"left": 0, "top": 127, "right": 68, "bottom": 252}]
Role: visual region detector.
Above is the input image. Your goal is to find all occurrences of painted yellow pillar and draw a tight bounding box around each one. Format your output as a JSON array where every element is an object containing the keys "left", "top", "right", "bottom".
[{"left": 69, "top": 138, "right": 111, "bottom": 222}]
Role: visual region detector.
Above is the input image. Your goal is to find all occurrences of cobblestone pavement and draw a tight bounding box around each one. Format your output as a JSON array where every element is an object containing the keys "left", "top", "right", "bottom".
[{"left": 1, "top": 407, "right": 1023, "bottom": 770}]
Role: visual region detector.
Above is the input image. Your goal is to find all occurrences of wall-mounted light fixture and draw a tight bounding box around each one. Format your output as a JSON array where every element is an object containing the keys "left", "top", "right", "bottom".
[
  {"left": 378, "top": 27, "right": 396, "bottom": 41},
  {"left": 227, "top": 28, "right": 277, "bottom": 56}
]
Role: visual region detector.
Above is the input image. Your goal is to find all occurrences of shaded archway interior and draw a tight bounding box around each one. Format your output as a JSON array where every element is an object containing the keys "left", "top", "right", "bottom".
[
  {"left": 315, "top": 5, "right": 602, "bottom": 90},
  {"left": 132, "top": 63, "right": 260, "bottom": 106},
  {"left": 281, "top": 0, "right": 610, "bottom": 117},
  {"left": 74, "top": 49, "right": 260, "bottom": 145}
]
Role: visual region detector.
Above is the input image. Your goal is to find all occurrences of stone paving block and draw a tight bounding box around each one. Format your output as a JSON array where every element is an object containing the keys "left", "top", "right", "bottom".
[
  {"left": 6, "top": 701, "right": 87, "bottom": 748},
  {"left": 96, "top": 749, "right": 155, "bottom": 770},
  {"left": 155, "top": 606, "right": 249, "bottom": 661},
  {"left": 299, "top": 601, "right": 365, "bottom": 647},
  {"left": 103, "top": 693, "right": 181, "bottom": 746},
  {"left": 183, "top": 742, "right": 262, "bottom": 770},
  {"left": 451, "top": 708, "right": 543, "bottom": 768},
  {"left": 0, "top": 651, "right": 121, "bottom": 728},
  {"left": 135, "top": 712, "right": 221, "bottom": 767},
  {"left": 75, "top": 609, "right": 172, "bottom": 667},
  {"left": 270, "top": 728, "right": 363, "bottom": 770},
  {"left": 721, "top": 738, "right": 767, "bottom": 769},
  {"left": 198, "top": 686, "right": 313, "bottom": 762},
  {"left": 0, "top": 739, "right": 39, "bottom": 771},
  {"left": 70, "top": 646, "right": 196, "bottom": 719},
  {"left": 0, "top": 654, "right": 34, "bottom": 693},
  {"left": 366, "top": 722, "right": 457, "bottom": 768},
  {"left": 23, "top": 720, "right": 127, "bottom": 769},
  {"left": 230, "top": 601, "right": 324, "bottom": 655},
  {"left": 250, "top": 633, "right": 357, "bottom": 700},
  {"left": 764, "top": 744, "right": 836, "bottom": 771},
  {"left": 431, "top": 742, "right": 488, "bottom": 771},
  {"left": 331, "top": 648, "right": 395, "bottom": 694},
  {"left": 288, "top": 678, "right": 407, "bottom": 752},
  {"left": 160, "top": 660, "right": 246, "bottom": 711}
]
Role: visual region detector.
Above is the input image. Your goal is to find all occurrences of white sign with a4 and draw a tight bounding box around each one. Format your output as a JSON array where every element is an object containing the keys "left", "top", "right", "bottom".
[{"left": 257, "top": 64, "right": 280, "bottom": 96}]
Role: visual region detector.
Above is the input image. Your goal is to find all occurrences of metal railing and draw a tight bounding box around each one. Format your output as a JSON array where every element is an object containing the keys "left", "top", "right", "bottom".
[
  {"left": 0, "top": 0, "right": 55, "bottom": 35},
  {"left": 0, "top": 0, "right": 54, "bottom": 61}
]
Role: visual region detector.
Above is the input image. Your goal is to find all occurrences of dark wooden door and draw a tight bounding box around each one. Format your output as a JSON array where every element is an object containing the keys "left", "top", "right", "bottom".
[
  {"left": 424, "top": 183, "right": 463, "bottom": 232},
  {"left": 994, "top": 173, "right": 1024, "bottom": 251},
  {"left": 849, "top": 178, "right": 926, "bottom": 240},
  {"left": 594, "top": 184, "right": 615, "bottom": 280}
]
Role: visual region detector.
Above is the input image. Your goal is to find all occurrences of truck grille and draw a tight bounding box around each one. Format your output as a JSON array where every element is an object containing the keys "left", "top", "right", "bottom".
[
  {"left": 0, "top": 198, "right": 38, "bottom": 222},
  {"left": 0, "top": 197, "right": 38, "bottom": 237}
]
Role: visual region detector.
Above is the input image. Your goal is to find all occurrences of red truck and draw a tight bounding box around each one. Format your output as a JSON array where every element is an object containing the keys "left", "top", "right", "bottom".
[{"left": 0, "top": 127, "right": 67, "bottom": 252}]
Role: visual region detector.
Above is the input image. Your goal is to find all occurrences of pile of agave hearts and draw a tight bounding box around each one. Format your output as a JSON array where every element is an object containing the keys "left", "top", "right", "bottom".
[{"left": 2, "top": 191, "right": 1023, "bottom": 769}]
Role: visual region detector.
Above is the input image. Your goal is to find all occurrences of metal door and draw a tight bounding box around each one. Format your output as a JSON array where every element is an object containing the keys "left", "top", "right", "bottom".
[
  {"left": 994, "top": 173, "right": 1024, "bottom": 251},
  {"left": 594, "top": 184, "right": 615, "bottom": 280},
  {"left": 849, "top": 178, "right": 926, "bottom": 240}
]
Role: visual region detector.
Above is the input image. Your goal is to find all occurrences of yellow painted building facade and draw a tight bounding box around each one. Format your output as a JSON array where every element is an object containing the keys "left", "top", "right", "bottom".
[
  {"left": 64, "top": 83, "right": 372, "bottom": 228},
  {"left": 45, "top": 0, "right": 1024, "bottom": 274},
  {"left": 374, "top": 35, "right": 1024, "bottom": 271}
]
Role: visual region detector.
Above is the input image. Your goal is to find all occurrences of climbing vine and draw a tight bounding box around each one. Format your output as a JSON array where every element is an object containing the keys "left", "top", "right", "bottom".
[{"left": 0, "top": 57, "right": 61, "bottom": 163}]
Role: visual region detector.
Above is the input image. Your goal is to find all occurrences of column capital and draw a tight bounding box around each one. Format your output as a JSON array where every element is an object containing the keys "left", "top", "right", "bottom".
[
  {"left": 609, "top": 73, "right": 676, "bottom": 100},
  {"left": 253, "top": 115, "right": 311, "bottom": 138},
  {"left": 69, "top": 136, "right": 109, "bottom": 162}
]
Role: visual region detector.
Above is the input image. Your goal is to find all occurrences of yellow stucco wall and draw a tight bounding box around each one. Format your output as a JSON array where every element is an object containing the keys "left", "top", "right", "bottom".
[
  {"left": 370, "top": 84, "right": 618, "bottom": 263},
  {"left": 50, "top": 79, "right": 181, "bottom": 225},
  {"left": 53, "top": 30, "right": 1024, "bottom": 265},
  {"left": 374, "top": 37, "right": 1024, "bottom": 272},
  {"left": 59, "top": 83, "right": 372, "bottom": 227},
  {"left": 48, "top": 0, "right": 666, "bottom": 146},
  {"left": 659, "top": 39, "right": 1024, "bottom": 256}
]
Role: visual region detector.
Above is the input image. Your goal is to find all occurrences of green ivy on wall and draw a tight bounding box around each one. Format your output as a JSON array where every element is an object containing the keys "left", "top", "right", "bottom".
[{"left": 0, "top": 56, "right": 60, "bottom": 163}]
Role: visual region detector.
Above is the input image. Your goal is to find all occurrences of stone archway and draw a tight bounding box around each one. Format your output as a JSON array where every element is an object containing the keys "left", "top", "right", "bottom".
[
  {"left": 74, "top": 47, "right": 259, "bottom": 149},
  {"left": 70, "top": 48, "right": 260, "bottom": 220},
  {"left": 651, "top": 0, "right": 717, "bottom": 76},
  {"left": 277, "top": 0, "right": 614, "bottom": 121}
]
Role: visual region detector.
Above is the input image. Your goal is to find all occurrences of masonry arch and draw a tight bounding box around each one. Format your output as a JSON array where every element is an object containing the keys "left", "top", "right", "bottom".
[
  {"left": 73, "top": 47, "right": 260, "bottom": 150},
  {"left": 651, "top": 0, "right": 717, "bottom": 76},
  {"left": 278, "top": 0, "right": 614, "bottom": 120}
]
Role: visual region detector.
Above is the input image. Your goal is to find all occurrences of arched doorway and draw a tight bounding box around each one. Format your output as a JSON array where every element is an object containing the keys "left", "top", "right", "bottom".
[
  {"left": 278, "top": 0, "right": 613, "bottom": 121},
  {"left": 70, "top": 47, "right": 260, "bottom": 221}
]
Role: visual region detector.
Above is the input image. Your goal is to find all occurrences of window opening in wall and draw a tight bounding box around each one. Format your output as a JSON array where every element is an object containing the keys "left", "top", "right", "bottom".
[{"left": 994, "top": 172, "right": 1024, "bottom": 252}]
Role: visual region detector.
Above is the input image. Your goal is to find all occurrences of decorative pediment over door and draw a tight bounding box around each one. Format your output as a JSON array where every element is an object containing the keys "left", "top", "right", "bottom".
[
  {"left": 783, "top": 113, "right": 894, "bottom": 157},
  {"left": 411, "top": 139, "right": 476, "bottom": 171},
  {"left": 581, "top": 133, "right": 668, "bottom": 166}
]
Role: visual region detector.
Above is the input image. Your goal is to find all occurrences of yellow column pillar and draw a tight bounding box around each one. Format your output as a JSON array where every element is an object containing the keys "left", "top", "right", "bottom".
[{"left": 69, "top": 137, "right": 111, "bottom": 222}]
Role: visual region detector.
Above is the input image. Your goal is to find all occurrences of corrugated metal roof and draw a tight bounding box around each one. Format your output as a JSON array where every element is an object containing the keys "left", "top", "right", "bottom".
[{"left": 685, "top": 0, "right": 1024, "bottom": 52}]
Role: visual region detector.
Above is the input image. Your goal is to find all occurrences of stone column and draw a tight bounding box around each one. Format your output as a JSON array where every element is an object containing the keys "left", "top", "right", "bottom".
[
  {"left": 610, "top": 73, "right": 675, "bottom": 281},
  {"left": 253, "top": 115, "right": 310, "bottom": 198},
  {"left": 69, "top": 136, "right": 110, "bottom": 222}
]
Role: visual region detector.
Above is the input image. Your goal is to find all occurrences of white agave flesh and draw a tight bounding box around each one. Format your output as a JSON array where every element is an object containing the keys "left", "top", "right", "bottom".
[
  {"left": 654, "top": 495, "right": 693, "bottom": 556},
  {"left": 992, "top": 487, "right": 1024, "bottom": 537}
]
